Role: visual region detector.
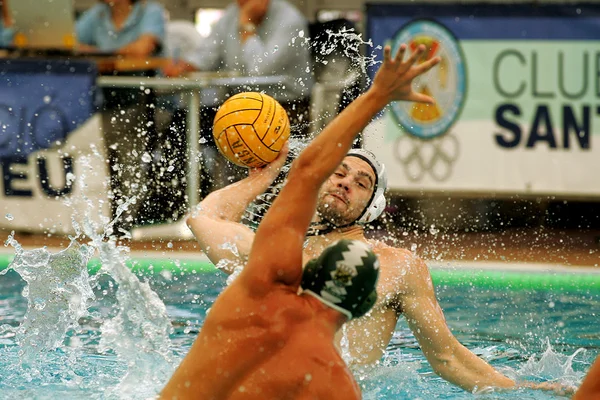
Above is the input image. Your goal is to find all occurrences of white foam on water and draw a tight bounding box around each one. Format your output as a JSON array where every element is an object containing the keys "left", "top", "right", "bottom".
[{"left": 509, "top": 338, "right": 586, "bottom": 389}]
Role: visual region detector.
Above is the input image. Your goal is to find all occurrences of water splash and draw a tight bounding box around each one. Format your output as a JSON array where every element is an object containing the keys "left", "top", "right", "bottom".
[
  {"left": 4, "top": 235, "right": 95, "bottom": 369},
  {"left": 78, "top": 174, "right": 174, "bottom": 398},
  {"left": 312, "top": 26, "right": 380, "bottom": 79},
  {"left": 225, "top": 264, "right": 244, "bottom": 286},
  {"left": 511, "top": 338, "right": 586, "bottom": 387},
  {"left": 95, "top": 246, "right": 174, "bottom": 398},
  {"left": 1, "top": 151, "right": 175, "bottom": 398},
  {"left": 340, "top": 324, "right": 353, "bottom": 364},
  {"left": 219, "top": 241, "right": 239, "bottom": 257},
  {"left": 356, "top": 361, "right": 427, "bottom": 400}
]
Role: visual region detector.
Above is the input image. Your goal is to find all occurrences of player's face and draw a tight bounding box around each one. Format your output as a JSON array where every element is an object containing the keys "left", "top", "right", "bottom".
[{"left": 317, "top": 157, "right": 376, "bottom": 226}]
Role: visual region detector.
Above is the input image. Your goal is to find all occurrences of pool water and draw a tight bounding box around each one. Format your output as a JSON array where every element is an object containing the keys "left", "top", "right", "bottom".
[{"left": 0, "top": 262, "right": 598, "bottom": 399}]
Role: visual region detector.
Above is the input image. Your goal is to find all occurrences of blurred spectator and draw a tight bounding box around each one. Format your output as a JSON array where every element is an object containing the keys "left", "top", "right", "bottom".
[
  {"left": 165, "top": 0, "right": 312, "bottom": 110},
  {"left": 76, "top": 0, "right": 166, "bottom": 235},
  {"left": 0, "top": 0, "right": 14, "bottom": 47},
  {"left": 163, "top": 0, "right": 313, "bottom": 194},
  {"left": 163, "top": 19, "right": 204, "bottom": 67},
  {"left": 76, "top": 0, "right": 165, "bottom": 57}
]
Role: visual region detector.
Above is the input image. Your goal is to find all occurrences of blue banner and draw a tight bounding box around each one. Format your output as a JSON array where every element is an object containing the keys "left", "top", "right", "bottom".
[
  {"left": 366, "top": 3, "right": 600, "bottom": 79},
  {"left": 0, "top": 59, "right": 97, "bottom": 160}
]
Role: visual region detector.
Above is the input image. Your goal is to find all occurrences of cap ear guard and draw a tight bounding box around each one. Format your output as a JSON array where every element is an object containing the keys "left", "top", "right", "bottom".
[
  {"left": 356, "top": 190, "right": 386, "bottom": 224},
  {"left": 351, "top": 289, "right": 377, "bottom": 319},
  {"left": 346, "top": 149, "right": 387, "bottom": 224}
]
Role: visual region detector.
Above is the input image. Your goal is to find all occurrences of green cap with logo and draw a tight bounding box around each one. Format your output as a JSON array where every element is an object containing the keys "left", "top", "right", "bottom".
[{"left": 301, "top": 239, "right": 379, "bottom": 320}]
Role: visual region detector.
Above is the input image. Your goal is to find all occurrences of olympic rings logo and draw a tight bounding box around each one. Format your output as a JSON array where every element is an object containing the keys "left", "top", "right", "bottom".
[{"left": 393, "top": 133, "right": 460, "bottom": 182}]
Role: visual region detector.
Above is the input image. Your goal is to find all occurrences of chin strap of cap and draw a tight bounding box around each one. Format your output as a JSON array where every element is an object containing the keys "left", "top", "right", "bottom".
[{"left": 302, "top": 289, "right": 353, "bottom": 320}]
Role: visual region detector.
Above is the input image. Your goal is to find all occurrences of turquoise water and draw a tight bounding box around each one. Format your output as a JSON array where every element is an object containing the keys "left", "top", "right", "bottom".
[{"left": 0, "top": 258, "right": 598, "bottom": 399}]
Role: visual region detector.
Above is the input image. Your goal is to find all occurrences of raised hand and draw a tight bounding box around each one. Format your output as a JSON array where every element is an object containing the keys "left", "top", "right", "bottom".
[{"left": 371, "top": 43, "right": 441, "bottom": 104}]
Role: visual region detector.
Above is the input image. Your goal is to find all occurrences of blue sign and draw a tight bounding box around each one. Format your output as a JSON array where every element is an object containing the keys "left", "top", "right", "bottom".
[
  {"left": 0, "top": 59, "right": 98, "bottom": 160},
  {"left": 366, "top": 2, "right": 600, "bottom": 141}
]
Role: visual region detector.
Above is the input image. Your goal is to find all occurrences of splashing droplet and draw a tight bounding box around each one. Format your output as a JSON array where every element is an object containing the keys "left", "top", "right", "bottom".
[
  {"left": 66, "top": 172, "right": 76, "bottom": 185},
  {"left": 5, "top": 213, "right": 14, "bottom": 221},
  {"left": 429, "top": 225, "right": 439, "bottom": 235}
]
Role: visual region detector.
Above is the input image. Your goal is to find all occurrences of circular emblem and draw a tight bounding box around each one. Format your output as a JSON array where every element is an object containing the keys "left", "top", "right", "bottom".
[
  {"left": 390, "top": 20, "right": 466, "bottom": 139},
  {"left": 331, "top": 263, "right": 356, "bottom": 286}
]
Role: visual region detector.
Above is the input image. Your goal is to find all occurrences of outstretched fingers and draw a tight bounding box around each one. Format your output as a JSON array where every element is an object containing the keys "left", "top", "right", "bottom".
[
  {"left": 383, "top": 45, "right": 392, "bottom": 63},
  {"left": 393, "top": 44, "right": 407, "bottom": 63},
  {"left": 406, "top": 91, "right": 436, "bottom": 105},
  {"left": 403, "top": 44, "right": 426, "bottom": 69},
  {"left": 415, "top": 56, "right": 442, "bottom": 76}
]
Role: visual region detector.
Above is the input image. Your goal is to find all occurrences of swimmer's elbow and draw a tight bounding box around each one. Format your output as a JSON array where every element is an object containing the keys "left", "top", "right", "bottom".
[
  {"left": 185, "top": 213, "right": 212, "bottom": 235},
  {"left": 429, "top": 356, "right": 474, "bottom": 392},
  {"left": 186, "top": 203, "right": 217, "bottom": 223},
  {"left": 428, "top": 352, "right": 456, "bottom": 375},
  {"left": 185, "top": 213, "right": 200, "bottom": 229}
]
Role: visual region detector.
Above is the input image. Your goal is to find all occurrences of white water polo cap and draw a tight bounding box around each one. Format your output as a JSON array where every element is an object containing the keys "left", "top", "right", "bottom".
[
  {"left": 301, "top": 239, "right": 380, "bottom": 320},
  {"left": 346, "top": 149, "right": 387, "bottom": 224}
]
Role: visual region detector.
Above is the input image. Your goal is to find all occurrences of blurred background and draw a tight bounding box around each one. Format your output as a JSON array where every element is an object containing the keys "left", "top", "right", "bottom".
[{"left": 0, "top": 0, "right": 599, "bottom": 266}]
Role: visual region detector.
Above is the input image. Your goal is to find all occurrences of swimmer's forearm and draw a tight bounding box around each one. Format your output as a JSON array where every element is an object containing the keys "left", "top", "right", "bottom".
[
  {"left": 191, "top": 173, "right": 274, "bottom": 223},
  {"left": 431, "top": 346, "right": 515, "bottom": 392},
  {"left": 293, "top": 88, "right": 388, "bottom": 182},
  {"left": 190, "top": 145, "right": 286, "bottom": 223}
]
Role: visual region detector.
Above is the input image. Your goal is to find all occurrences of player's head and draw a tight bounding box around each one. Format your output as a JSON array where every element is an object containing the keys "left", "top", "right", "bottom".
[
  {"left": 316, "top": 149, "right": 387, "bottom": 227},
  {"left": 300, "top": 239, "right": 379, "bottom": 320}
]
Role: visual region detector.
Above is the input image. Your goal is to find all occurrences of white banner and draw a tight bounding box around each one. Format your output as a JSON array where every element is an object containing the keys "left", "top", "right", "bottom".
[
  {"left": 364, "top": 113, "right": 600, "bottom": 199},
  {"left": 365, "top": 5, "right": 600, "bottom": 199},
  {"left": 0, "top": 114, "right": 111, "bottom": 235}
]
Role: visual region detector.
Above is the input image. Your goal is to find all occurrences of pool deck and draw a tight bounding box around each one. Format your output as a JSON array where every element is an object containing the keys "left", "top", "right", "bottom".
[{"left": 1, "top": 225, "right": 599, "bottom": 273}]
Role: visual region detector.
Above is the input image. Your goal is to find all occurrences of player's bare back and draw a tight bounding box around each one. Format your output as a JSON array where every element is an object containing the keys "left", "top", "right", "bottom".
[{"left": 161, "top": 281, "right": 361, "bottom": 400}]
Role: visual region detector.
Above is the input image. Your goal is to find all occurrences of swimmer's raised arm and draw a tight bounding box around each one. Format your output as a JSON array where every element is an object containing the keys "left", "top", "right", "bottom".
[
  {"left": 186, "top": 145, "right": 288, "bottom": 272},
  {"left": 390, "top": 249, "right": 516, "bottom": 391},
  {"left": 240, "top": 44, "right": 440, "bottom": 288}
]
